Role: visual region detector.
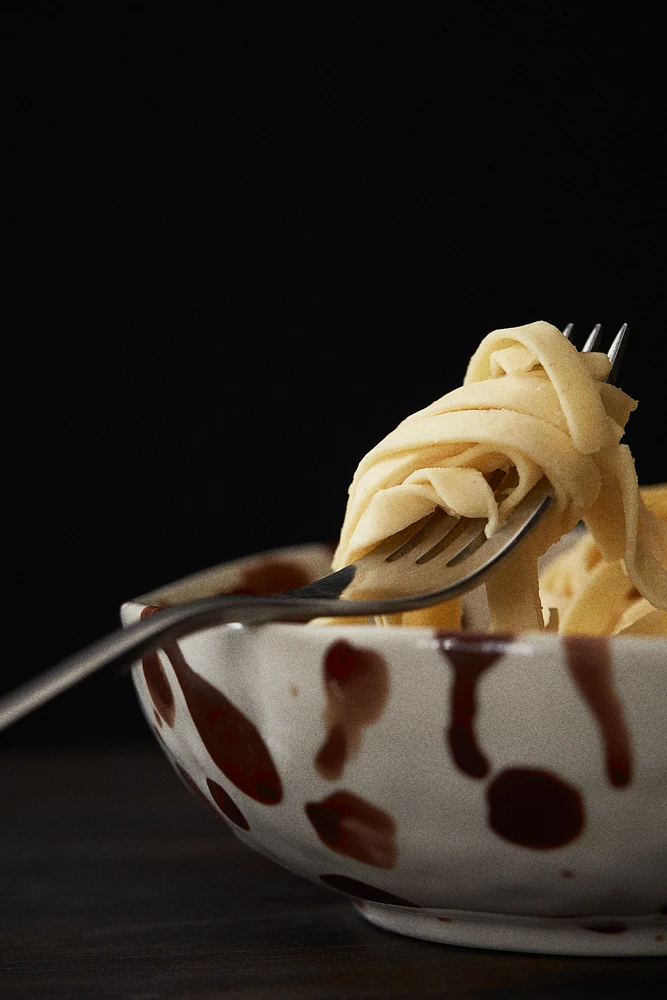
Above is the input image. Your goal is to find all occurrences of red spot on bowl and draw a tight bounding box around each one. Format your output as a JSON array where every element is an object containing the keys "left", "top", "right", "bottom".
[
  {"left": 564, "top": 636, "right": 632, "bottom": 787},
  {"left": 561, "top": 870, "right": 576, "bottom": 878},
  {"left": 306, "top": 791, "right": 397, "bottom": 869},
  {"left": 487, "top": 768, "right": 584, "bottom": 848},
  {"left": 656, "top": 934, "right": 665, "bottom": 942},
  {"left": 230, "top": 559, "right": 312, "bottom": 595},
  {"left": 316, "top": 725, "right": 347, "bottom": 780},
  {"left": 206, "top": 778, "right": 250, "bottom": 830},
  {"left": 139, "top": 607, "right": 282, "bottom": 805},
  {"left": 315, "top": 640, "right": 390, "bottom": 781},
  {"left": 436, "top": 631, "right": 513, "bottom": 778},
  {"left": 318, "top": 874, "right": 418, "bottom": 906},
  {"left": 140, "top": 606, "right": 176, "bottom": 726}
]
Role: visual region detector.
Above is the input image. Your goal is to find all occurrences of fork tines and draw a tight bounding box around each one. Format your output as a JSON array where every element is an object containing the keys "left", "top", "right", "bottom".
[{"left": 563, "top": 322, "right": 629, "bottom": 386}]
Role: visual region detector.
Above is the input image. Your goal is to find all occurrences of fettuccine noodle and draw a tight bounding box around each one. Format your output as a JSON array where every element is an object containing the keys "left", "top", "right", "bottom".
[
  {"left": 540, "top": 483, "right": 667, "bottom": 636},
  {"left": 331, "top": 321, "right": 667, "bottom": 634}
]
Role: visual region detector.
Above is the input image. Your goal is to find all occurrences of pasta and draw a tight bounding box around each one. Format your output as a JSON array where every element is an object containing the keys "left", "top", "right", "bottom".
[
  {"left": 331, "top": 321, "right": 667, "bottom": 634},
  {"left": 540, "top": 484, "right": 667, "bottom": 636}
]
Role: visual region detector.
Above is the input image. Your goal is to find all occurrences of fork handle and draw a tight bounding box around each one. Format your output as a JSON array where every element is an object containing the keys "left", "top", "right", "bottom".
[
  {"left": 0, "top": 591, "right": 337, "bottom": 733},
  {"left": 2, "top": 573, "right": 450, "bottom": 734}
]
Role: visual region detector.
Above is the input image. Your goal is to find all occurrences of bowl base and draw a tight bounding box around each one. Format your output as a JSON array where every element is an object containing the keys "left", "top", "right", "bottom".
[{"left": 353, "top": 902, "right": 666, "bottom": 956}]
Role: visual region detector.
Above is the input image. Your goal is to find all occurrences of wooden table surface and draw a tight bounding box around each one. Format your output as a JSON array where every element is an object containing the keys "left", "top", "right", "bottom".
[{"left": 1, "top": 746, "right": 665, "bottom": 1000}]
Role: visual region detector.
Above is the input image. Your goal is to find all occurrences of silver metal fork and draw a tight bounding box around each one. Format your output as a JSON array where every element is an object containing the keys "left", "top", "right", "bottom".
[{"left": 0, "top": 323, "right": 629, "bottom": 732}]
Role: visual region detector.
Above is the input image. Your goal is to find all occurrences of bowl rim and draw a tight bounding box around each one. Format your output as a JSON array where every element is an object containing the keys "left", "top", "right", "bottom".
[{"left": 122, "top": 541, "right": 666, "bottom": 648}]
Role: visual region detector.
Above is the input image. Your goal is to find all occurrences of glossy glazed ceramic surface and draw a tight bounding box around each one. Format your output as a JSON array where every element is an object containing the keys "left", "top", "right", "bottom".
[{"left": 122, "top": 544, "right": 667, "bottom": 956}]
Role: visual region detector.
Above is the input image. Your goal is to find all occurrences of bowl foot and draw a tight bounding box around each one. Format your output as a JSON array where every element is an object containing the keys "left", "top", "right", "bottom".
[{"left": 353, "top": 901, "right": 666, "bottom": 956}]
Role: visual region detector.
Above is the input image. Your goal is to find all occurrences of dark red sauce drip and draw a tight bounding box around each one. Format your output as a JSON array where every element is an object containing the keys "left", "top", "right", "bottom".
[
  {"left": 582, "top": 922, "right": 628, "bottom": 934},
  {"left": 206, "top": 778, "right": 250, "bottom": 830},
  {"left": 230, "top": 559, "right": 312, "bottom": 595},
  {"left": 140, "top": 606, "right": 282, "bottom": 805},
  {"left": 318, "top": 874, "right": 417, "bottom": 906},
  {"left": 175, "top": 765, "right": 219, "bottom": 817},
  {"left": 437, "top": 917, "right": 453, "bottom": 922},
  {"left": 140, "top": 606, "right": 176, "bottom": 726},
  {"left": 436, "top": 631, "right": 513, "bottom": 778},
  {"left": 305, "top": 791, "right": 397, "bottom": 869},
  {"left": 315, "top": 640, "right": 390, "bottom": 781},
  {"left": 564, "top": 636, "right": 633, "bottom": 788},
  {"left": 487, "top": 768, "right": 584, "bottom": 849},
  {"left": 316, "top": 724, "right": 347, "bottom": 779},
  {"left": 656, "top": 934, "right": 665, "bottom": 942}
]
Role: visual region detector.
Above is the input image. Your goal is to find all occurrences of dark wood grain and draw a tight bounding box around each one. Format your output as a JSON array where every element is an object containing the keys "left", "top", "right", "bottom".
[{"left": 1, "top": 747, "right": 665, "bottom": 999}]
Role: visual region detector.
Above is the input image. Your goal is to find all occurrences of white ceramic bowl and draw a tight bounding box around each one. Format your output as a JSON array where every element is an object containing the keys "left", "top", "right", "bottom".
[{"left": 121, "top": 543, "right": 667, "bottom": 957}]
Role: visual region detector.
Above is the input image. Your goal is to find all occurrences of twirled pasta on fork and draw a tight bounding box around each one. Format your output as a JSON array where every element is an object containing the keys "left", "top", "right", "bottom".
[{"left": 332, "top": 321, "right": 667, "bottom": 633}]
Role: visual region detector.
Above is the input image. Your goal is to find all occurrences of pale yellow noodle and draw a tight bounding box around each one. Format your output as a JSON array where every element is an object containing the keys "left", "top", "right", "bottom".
[
  {"left": 540, "top": 483, "right": 667, "bottom": 635},
  {"left": 331, "top": 321, "right": 667, "bottom": 633}
]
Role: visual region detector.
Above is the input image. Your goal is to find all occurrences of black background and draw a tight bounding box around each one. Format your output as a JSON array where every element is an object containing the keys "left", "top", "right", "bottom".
[{"left": 6, "top": 8, "right": 663, "bottom": 748}]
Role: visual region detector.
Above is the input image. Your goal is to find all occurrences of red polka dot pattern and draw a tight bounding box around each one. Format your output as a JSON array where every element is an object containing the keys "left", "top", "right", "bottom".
[
  {"left": 315, "top": 639, "right": 390, "bottom": 781},
  {"left": 206, "top": 778, "right": 250, "bottom": 830},
  {"left": 230, "top": 559, "right": 312, "bottom": 595},
  {"left": 306, "top": 791, "right": 397, "bottom": 869},
  {"left": 487, "top": 768, "right": 584, "bottom": 849},
  {"left": 139, "top": 607, "right": 283, "bottom": 805},
  {"left": 564, "top": 636, "right": 633, "bottom": 787},
  {"left": 436, "top": 631, "right": 512, "bottom": 778},
  {"left": 140, "top": 606, "right": 176, "bottom": 727}
]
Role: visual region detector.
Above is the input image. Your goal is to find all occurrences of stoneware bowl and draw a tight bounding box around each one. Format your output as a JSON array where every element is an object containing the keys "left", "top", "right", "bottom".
[{"left": 121, "top": 543, "right": 667, "bottom": 957}]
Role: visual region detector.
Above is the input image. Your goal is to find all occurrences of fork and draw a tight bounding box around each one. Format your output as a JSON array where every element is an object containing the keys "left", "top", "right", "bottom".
[{"left": 0, "top": 323, "right": 629, "bottom": 732}]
